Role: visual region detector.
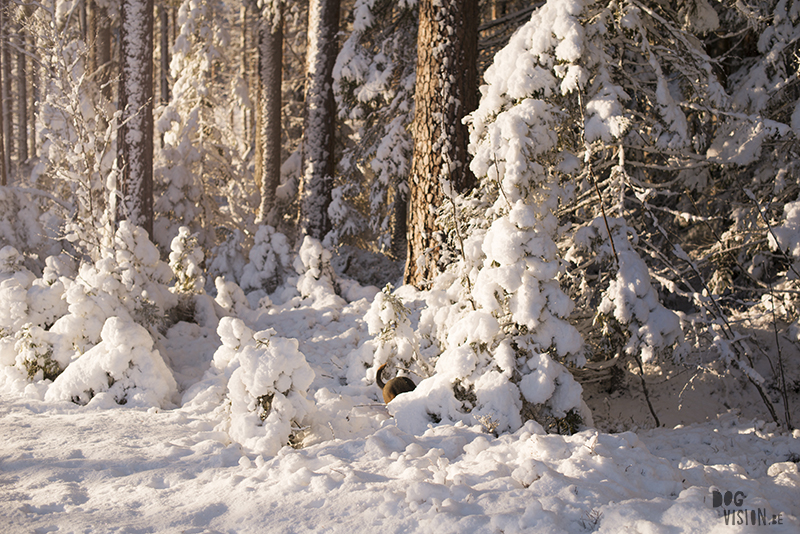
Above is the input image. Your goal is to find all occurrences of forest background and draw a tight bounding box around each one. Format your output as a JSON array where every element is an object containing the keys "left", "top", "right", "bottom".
[{"left": 0, "top": 0, "right": 798, "bottom": 454}]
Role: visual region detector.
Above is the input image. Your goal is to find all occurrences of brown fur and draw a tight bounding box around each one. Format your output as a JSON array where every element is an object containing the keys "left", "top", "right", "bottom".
[{"left": 376, "top": 364, "right": 416, "bottom": 403}]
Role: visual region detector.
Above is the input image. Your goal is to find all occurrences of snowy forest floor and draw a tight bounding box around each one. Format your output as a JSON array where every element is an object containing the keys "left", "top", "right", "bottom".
[{"left": 1, "top": 265, "right": 799, "bottom": 533}]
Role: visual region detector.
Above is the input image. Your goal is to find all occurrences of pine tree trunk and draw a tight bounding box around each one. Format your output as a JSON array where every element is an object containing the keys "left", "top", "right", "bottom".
[
  {"left": 16, "top": 22, "right": 28, "bottom": 165},
  {"left": 390, "top": 191, "right": 407, "bottom": 262},
  {"left": 299, "top": 0, "right": 340, "bottom": 241},
  {"left": 118, "top": 0, "right": 155, "bottom": 237},
  {"left": 2, "top": 0, "right": 12, "bottom": 181},
  {"left": 88, "top": 1, "right": 112, "bottom": 101},
  {"left": 404, "top": 0, "right": 478, "bottom": 288},
  {"left": 241, "top": 4, "right": 250, "bottom": 144},
  {"left": 160, "top": 4, "right": 169, "bottom": 106},
  {"left": 0, "top": 0, "right": 6, "bottom": 186},
  {"left": 79, "top": 0, "right": 87, "bottom": 43},
  {"left": 27, "top": 33, "right": 35, "bottom": 158},
  {"left": 257, "top": 3, "right": 283, "bottom": 226}
]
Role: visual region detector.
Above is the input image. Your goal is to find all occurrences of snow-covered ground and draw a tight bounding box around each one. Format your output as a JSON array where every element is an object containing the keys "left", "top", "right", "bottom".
[
  {"left": 1, "top": 393, "right": 798, "bottom": 533},
  {"left": 1, "top": 268, "right": 798, "bottom": 534}
]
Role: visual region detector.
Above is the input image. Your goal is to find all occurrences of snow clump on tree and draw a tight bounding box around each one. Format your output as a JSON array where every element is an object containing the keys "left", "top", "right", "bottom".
[{"left": 567, "top": 218, "right": 682, "bottom": 363}]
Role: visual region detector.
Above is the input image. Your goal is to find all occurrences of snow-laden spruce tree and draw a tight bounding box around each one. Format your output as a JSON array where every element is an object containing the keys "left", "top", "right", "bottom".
[
  {"left": 210, "top": 317, "right": 316, "bottom": 455},
  {"left": 0, "top": 248, "right": 69, "bottom": 384},
  {"left": 388, "top": 0, "right": 596, "bottom": 435},
  {"left": 386, "top": 0, "right": 738, "bottom": 434},
  {"left": 332, "top": 0, "right": 417, "bottom": 255},
  {"left": 240, "top": 225, "right": 293, "bottom": 296},
  {"left": 48, "top": 222, "right": 177, "bottom": 367},
  {"left": 169, "top": 227, "right": 206, "bottom": 296},
  {"left": 46, "top": 316, "right": 178, "bottom": 408},
  {"left": 154, "top": 0, "right": 253, "bottom": 252}
]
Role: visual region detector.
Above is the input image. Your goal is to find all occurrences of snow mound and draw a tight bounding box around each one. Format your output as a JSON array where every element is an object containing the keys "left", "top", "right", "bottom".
[{"left": 45, "top": 316, "right": 178, "bottom": 408}]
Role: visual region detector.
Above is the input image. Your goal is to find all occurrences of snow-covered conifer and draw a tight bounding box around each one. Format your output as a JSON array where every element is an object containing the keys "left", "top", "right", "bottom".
[
  {"left": 213, "top": 317, "right": 315, "bottom": 455},
  {"left": 332, "top": 0, "right": 417, "bottom": 253},
  {"left": 169, "top": 226, "right": 205, "bottom": 295},
  {"left": 49, "top": 222, "right": 177, "bottom": 365},
  {"left": 294, "top": 236, "right": 345, "bottom": 311},
  {"left": 154, "top": 0, "right": 254, "bottom": 253},
  {"left": 363, "top": 284, "right": 429, "bottom": 384},
  {"left": 240, "top": 225, "right": 292, "bottom": 295},
  {"left": 46, "top": 316, "right": 178, "bottom": 408}
]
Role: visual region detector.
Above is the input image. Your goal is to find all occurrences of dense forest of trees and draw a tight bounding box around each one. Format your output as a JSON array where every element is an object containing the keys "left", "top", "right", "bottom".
[{"left": 0, "top": 0, "right": 798, "bottom": 443}]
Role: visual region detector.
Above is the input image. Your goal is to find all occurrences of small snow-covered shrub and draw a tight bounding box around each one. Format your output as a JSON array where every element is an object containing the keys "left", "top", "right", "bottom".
[
  {"left": 207, "top": 228, "right": 248, "bottom": 286},
  {"left": 294, "top": 236, "right": 346, "bottom": 313},
  {"left": 364, "top": 284, "right": 428, "bottom": 383},
  {"left": 167, "top": 226, "right": 207, "bottom": 325},
  {"left": 49, "top": 222, "right": 177, "bottom": 364},
  {"left": 169, "top": 226, "right": 205, "bottom": 295},
  {"left": 214, "top": 276, "right": 252, "bottom": 319},
  {"left": 14, "top": 324, "right": 59, "bottom": 381},
  {"left": 0, "top": 276, "right": 32, "bottom": 336},
  {"left": 46, "top": 316, "right": 178, "bottom": 408},
  {"left": 0, "top": 252, "right": 70, "bottom": 387},
  {"left": 0, "top": 247, "right": 68, "bottom": 340},
  {"left": 240, "top": 225, "right": 292, "bottom": 295},
  {"left": 213, "top": 317, "right": 315, "bottom": 455}
]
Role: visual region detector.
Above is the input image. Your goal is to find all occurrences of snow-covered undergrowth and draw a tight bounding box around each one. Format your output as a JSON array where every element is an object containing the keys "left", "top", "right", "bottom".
[{"left": 0, "top": 222, "right": 798, "bottom": 531}]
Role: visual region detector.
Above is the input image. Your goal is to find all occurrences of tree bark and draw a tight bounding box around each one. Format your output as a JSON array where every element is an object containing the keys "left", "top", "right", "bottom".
[
  {"left": 241, "top": 4, "right": 250, "bottom": 144},
  {"left": 299, "top": 0, "right": 339, "bottom": 241},
  {"left": 404, "top": 0, "right": 479, "bottom": 288},
  {"left": 159, "top": 4, "right": 169, "bottom": 106},
  {"left": 118, "top": 0, "right": 155, "bottom": 237},
  {"left": 257, "top": 2, "right": 283, "bottom": 225},
  {"left": 88, "top": 1, "right": 112, "bottom": 101},
  {"left": 0, "top": 1, "right": 6, "bottom": 186},
  {"left": 2, "top": 0, "right": 12, "bottom": 181},
  {"left": 27, "top": 33, "right": 35, "bottom": 159},
  {"left": 79, "top": 0, "right": 87, "bottom": 43},
  {"left": 16, "top": 22, "right": 28, "bottom": 164}
]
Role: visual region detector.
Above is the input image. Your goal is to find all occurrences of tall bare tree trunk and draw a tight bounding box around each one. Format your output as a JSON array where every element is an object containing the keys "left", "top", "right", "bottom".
[
  {"left": 2, "top": 0, "right": 12, "bottom": 182},
  {"left": 404, "top": 0, "right": 478, "bottom": 288},
  {"left": 27, "top": 33, "right": 35, "bottom": 159},
  {"left": 0, "top": 0, "right": 6, "bottom": 186},
  {"left": 241, "top": 4, "right": 250, "bottom": 144},
  {"left": 16, "top": 22, "right": 28, "bottom": 165},
  {"left": 257, "top": 2, "right": 283, "bottom": 225},
  {"left": 118, "top": 0, "right": 155, "bottom": 237},
  {"left": 299, "top": 0, "right": 339, "bottom": 241},
  {"left": 159, "top": 4, "right": 169, "bottom": 106},
  {"left": 88, "top": 1, "right": 112, "bottom": 102},
  {"left": 79, "top": 0, "right": 87, "bottom": 42}
]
